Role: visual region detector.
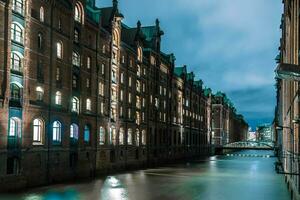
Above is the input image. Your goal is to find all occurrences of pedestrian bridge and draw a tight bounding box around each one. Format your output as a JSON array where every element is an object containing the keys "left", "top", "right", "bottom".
[{"left": 220, "top": 141, "right": 274, "bottom": 150}]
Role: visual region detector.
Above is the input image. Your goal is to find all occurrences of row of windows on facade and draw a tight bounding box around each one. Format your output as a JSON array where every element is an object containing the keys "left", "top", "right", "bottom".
[
  {"left": 12, "top": 0, "right": 84, "bottom": 24},
  {"left": 8, "top": 117, "right": 146, "bottom": 146},
  {"left": 10, "top": 83, "right": 200, "bottom": 121}
]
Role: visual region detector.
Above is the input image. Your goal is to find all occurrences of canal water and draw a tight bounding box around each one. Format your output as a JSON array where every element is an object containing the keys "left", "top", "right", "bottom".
[{"left": 0, "top": 150, "right": 290, "bottom": 200}]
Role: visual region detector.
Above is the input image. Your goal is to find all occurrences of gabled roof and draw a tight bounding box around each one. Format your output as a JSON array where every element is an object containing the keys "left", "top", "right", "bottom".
[
  {"left": 204, "top": 88, "right": 212, "bottom": 97},
  {"left": 187, "top": 72, "right": 195, "bottom": 81},
  {"left": 100, "top": 1, "right": 123, "bottom": 29},
  {"left": 174, "top": 66, "right": 187, "bottom": 77}
]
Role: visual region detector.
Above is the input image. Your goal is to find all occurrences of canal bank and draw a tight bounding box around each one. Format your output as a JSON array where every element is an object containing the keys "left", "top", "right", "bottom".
[{"left": 0, "top": 150, "right": 290, "bottom": 200}]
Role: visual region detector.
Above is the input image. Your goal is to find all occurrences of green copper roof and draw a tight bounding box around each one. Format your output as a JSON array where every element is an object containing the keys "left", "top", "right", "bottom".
[
  {"left": 174, "top": 66, "right": 186, "bottom": 77},
  {"left": 204, "top": 88, "right": 212, "bottom": 97},
  {"left": 187, "top": 72, "right": 195, "bottom": 81}
]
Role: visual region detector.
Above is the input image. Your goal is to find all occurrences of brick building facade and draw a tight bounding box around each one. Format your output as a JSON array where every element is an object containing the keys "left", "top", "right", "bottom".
[{"left": 0, "top": 0, "right": 246, "bottom": 190}]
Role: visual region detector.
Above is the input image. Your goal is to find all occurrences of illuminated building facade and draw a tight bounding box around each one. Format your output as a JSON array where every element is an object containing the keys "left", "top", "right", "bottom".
[
  {"left": 0, "top": 0, "right": 245, "bottom": 190},
  {"left": 274, "top": 1, "right": 300, "bottom": 199}
]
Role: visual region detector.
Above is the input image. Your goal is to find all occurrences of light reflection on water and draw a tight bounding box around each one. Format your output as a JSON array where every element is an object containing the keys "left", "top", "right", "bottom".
[
  {"left": 0, "top": 150, "right": 291, "bottom": 200},
  {"left": 100, "top": 176, "right": 128, "bottom": 200}
]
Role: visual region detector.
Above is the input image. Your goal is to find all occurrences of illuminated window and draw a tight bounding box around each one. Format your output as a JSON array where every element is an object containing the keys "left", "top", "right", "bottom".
[
  {"left": 56, "top": 42, "right": 63, "bottom": 59},
  {"left": 137, "top": 65, "right": 141, "bottom": 76},
  {"left": 136, "top": 96, "right": 141, "bottom": 109},
  {"left": 84, "top": 125, "right": 90, "bottom": 143},
  {"left": 74, "top": 28, "right": 79, "bottom": 43},
  {"left": 72, "top": 97, "right": 79, "bottom": 112},
  {"left": 102, "top": 45, "right": 106, "bottom": 54},
  {"left": 10, "top": 52, "right": 22, "bottom": 72},
  {"left": 10, "top": 83, "right": 21, "bottom": 101},
  {"left": 100, "top": 102, "right": 104, "bottom": 114},
  {"left": 9, "top": 117, "right": 21, "bottom": 137},
  {"left": 136, "top": 80, "right": 141, "bottom": 92},
  {"left": 99, "top": 126, "right": 105, "bottom": 145},
  {"left": 12, "top": 0, "right": 24, "bottom": 15},
  {"left": 127, "top": 129, "right": 133, "bottom": 145},
  {"left": 120, "top": 90, "right": 123, "bottom": 101},
  {"left": 137, "top": 47, "right": 143, "bottom": 62},
  {"left": 36, "top": 86, "right": 44, "bottom": 101},
  {"left": 33, "top": 118, "right": 44, "bottom": 143},
  {"left": 70, "top": 123, "right": 79, "bottom": 139},
  {"left": 129, "top": 76, "right": 132, "bottom": 87},
  {"left": 120, "top": 72, "right": 124, "bottom": 83},
  {"left": 11, "top": 23, "right": 23, "bottom": 43},
  {"left": 98, "top": 82, "right": 104, "bottom": 96},
  {"left": 86, "top": 98, "right": 91, "bottom": 111},
  {"left": 87, "top": 56, "right": 91, "bottom": 69},
  {"left": 119, "top": 128, "right": 124, "bottom": 145},
  {"left": 39, "top": 7, "right": 44, "bottom": 22},
  {"left": 142, "top": 130, "right": 146, "bottom": 145},
  {"left": 111, "top": 127, "right": 116, "bottom": 145},
  {"left": 128, "top": 93, "right": 132, "bottom": 103},
  {"left": 135, "top": 129, "right": 140, "bottom": 146},
  {"left": 74, "top": 2, "right": 84, "bottom": 24},
  {"left": 52, "top": 121, "right": 62, "bottom": 142},
  {"left": 55, "top": 91, "right": 61, "bottom": 105},
  {"left": 56, "top": 67, "right": 60, "bottom": 81},
  {"left": 72, "top": 51, "right": 80, "bottom": 66},
  {"left": 101, "top": 63, "right": 105, "bottom": 75}
]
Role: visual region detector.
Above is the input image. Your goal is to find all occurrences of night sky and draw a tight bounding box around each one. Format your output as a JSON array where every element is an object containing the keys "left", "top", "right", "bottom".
[{"left": 97, "top": 0, "right": 282, "bottom": 130}]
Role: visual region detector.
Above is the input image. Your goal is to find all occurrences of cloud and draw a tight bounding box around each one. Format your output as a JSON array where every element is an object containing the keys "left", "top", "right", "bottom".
[{"left": 97, "top": 0, "right": 282, "bottom": 129}]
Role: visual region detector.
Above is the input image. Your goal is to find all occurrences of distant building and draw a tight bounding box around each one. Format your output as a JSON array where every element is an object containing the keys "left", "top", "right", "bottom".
[
  {"left": 256, "top": 124, "right": 273, "bottom": 142},
  {"left": 211, "top": 92, "right": 248, "bottom": 146}
]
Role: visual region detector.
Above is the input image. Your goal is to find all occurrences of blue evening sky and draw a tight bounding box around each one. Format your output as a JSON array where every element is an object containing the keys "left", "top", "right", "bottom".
[{"left": 96, "top": 0, "right": 282, "bottom": 130}]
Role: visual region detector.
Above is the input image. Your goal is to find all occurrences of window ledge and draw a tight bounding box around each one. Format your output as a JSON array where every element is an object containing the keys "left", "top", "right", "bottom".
[{"left": 32, "top": 142, "right": 43, "bottom": 146}]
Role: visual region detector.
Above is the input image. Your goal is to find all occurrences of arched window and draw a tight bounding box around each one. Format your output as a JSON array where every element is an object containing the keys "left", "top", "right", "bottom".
[
  {"left": 10, "top": 83, "right": 21, "bottom": 101},
  {"left": 87, "top": 56, "right": 91, "bottom": 69},
  {"left": 86, "top": 98, "right": 91, "bottom": 111},
  {"left": 9, "top": 117, "right": 21, "bottom": 137},
  {"left": 70, "top": 123, "right": 79, "bottom": 139},
  {"left": 55, "top": 91, "right": 62, "bottom": 105},
  {"left": 52, "top": 121, "right": 62, "bottom": 142},
  {"left": 110, "top": 127, "right": 116, "bottom": 145},
  {"left": 74, "top": 2, "right": 84, "bottom": 24},
  {"left": 39, "top": 7, "right": 44, "bottom": 22},
  {"left": 72, "top": 97, "right": 79, "bottom": 112},
  {"left": 84, "top": 125, "right": 90, "bottom": 143},
  {"left": 112, "top": 29, "right": 119, "bottom": 46},
  {"left": 11, "top": 22, "right": 23, "bottom": 43},
  {"left": 99, "top": 126, "right": 105, "bottom": 145},
  {"left": 10, "top": 52, "right": 22, "bottom": 72},
  {"left": 119, "top": 128, "right": 124, "bottom": 145},
  {"left": 137, "top": 47, "right": 143, "bottom": 62},
  {"left": 38, "top": 33, "right": 43, "bottom": 49},
  {"left": 12, "top": 0, "right": 24, "bottom": 15},
  {"left": 56, "top": 42, "right": 63, "bottom": 59},
  {"left": 33, "top": 118, "right": 44, "bottom": 143},
  {"left": 136, "top": 129, "right": 140, "bottom": 146},
  {"left": 72, "top": 51, "right": 80, "bottom": 67},
  {"left": 36, "top": 86, "right": 44, "bottom": 101},
  {"left": 127, "top": 128, "right": 132, "bottom": 145},
  {"left": 142, "top": 130, "right": 146, "bottom": 145}
]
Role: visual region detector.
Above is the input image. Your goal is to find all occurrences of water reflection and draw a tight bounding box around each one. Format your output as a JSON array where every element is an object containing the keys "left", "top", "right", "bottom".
[
  {"left": 1, "top": 150, "right": 290, "bottom": 200},
  {"left": 100, "top": 176, "right": 128, "bottom": 200}
]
